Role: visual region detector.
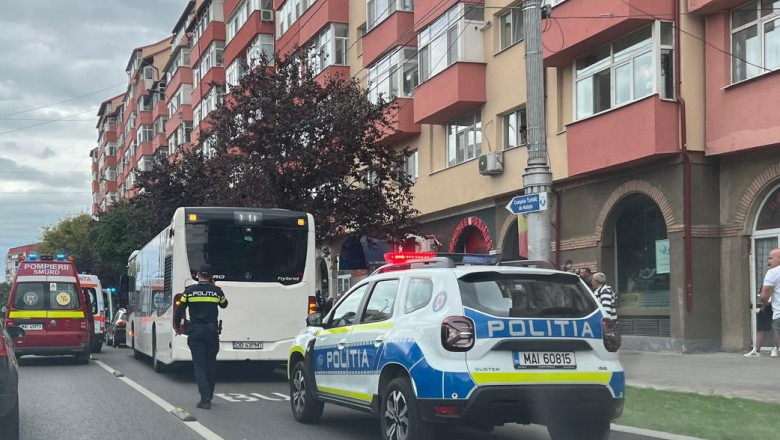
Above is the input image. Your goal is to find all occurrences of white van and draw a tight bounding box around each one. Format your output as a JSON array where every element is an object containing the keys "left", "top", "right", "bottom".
[{"left": 78, "top": 274, "right": 114, "bottom": 353}]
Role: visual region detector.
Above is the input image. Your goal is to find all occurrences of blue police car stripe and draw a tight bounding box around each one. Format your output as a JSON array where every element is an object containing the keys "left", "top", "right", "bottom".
[
  {"left": 465, "top": 307, "right": 604, "bottom": 340},
  {"left": 608, "top": 371, "right": 625, "bottom": 398}
]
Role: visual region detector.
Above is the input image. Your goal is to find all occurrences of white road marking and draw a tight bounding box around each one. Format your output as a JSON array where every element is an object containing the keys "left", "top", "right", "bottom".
[
  {"left": 94, "top": 360, "right": 225, "bottom": 440},
  {"left": 272, "top": 392, "right": 290, "bottom": 401},
  {"left": 215, "top": 392, "right": 288, "bottom": 402},
  {"left": 612, "top": 424, "right": 709, "bottom": 440}
]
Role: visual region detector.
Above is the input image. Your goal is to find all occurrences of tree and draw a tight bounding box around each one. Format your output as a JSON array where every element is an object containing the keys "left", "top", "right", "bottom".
[
  {"left": 39, "top": 213, "right": 96, "bottom": 272},
  {"left": 0, "top": 282, "right": 10, "bottom": 308},
  {"left": 89, "top": 201, "right": 145, "bottom": 287},
  {"left": 135, "top": 48, "right": 417, "bottom": 245}
]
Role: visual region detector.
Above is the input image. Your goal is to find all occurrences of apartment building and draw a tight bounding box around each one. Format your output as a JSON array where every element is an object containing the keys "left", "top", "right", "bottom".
[
  {"left": 91, "top": 0, "right": 780, "bottom": 351},
  {"left": 4, "top": 244, "right": 38, "bottom": 283}
]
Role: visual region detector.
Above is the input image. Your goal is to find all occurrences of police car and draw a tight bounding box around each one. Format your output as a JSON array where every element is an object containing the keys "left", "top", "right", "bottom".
[{"left": 287, "top": 253, "right": 624, "bottom": 440}]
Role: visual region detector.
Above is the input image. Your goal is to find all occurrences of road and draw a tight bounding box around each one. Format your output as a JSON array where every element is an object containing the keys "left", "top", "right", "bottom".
[{"left": 17, "top": 346, "right": 668, "bottom": 440}]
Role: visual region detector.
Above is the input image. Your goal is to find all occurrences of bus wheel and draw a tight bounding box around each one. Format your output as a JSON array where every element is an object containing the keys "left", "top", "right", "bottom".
[{"left": 132, "top": 327, "right": 142, "bottom": 360}]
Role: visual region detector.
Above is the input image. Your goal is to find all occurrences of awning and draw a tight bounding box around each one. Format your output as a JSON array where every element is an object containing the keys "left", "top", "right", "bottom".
[{"left": 338, "top": 236, "right": 393, "bottom": 270}]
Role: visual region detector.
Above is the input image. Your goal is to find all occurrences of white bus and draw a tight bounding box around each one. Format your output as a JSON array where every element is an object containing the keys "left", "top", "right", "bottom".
[{"left": 124, "top": 207, "right": 316, "bottom": 372}]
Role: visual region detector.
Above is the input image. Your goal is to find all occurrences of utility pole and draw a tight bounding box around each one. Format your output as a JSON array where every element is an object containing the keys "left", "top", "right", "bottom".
[{"left": 522, "top": 0, "right": 553, "bottom": 262}]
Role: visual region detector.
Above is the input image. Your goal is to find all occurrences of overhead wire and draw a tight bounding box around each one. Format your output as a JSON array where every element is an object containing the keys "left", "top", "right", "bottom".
[{"left": 0, "top": 82, "right": 124, "bottom": 119}]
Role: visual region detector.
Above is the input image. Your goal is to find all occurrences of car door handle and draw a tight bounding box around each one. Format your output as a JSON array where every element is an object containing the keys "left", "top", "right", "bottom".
[
  {"left": 374, "top": 336, "right": 385, "bottom": 347},
  {"left": 337, "top": 338, "right": 347, "bottom": 349}
]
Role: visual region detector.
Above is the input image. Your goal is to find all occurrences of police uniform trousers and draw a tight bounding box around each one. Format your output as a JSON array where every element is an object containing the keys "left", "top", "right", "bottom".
[{"left": 187, "top": 323, "right": 220, "bottom": 402}]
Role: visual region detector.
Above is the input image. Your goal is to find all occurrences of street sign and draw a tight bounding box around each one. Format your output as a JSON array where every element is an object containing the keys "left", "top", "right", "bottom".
[{"left": 505, "top": 193, "right": 548, "bottom": 215}]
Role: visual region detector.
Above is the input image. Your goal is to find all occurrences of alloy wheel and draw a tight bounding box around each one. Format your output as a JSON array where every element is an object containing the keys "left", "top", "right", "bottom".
[
  {"left": 384, "top": 389, "right": 409, "bottom": 440},
  {"left": 292, "top": 369, "right": 306, "bottom": 415}
]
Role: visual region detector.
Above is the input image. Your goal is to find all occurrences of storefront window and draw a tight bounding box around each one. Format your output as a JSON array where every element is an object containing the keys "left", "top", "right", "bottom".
[{"left": 615, "top": 194, "right": 670, "bottom": 310}]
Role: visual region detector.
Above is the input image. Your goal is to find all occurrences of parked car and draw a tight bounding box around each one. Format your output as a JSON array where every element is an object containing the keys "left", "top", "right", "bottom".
[
  {"left": 0, "top": 323, "right": 25, "bottom": 440},
  {"left": 105, "top": 308, "right": 128, "bottom": 348}
]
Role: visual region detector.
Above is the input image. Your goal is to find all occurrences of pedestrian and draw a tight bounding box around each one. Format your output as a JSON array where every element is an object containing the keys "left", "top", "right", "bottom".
[
  {"left": 591, "top": 272, "right": 616, "bottom": 318},
  {"left": 758, "top": 248, "right": 780, "bottom": 358},
  {"left": 744, "top": 301, "right": 778, "bottom": 357},
  {"left": 174, "top": 264, "right": 228, "bottom": 409},
  {"left": 580, "top": 267, "right": 593, "bottom": 286}
]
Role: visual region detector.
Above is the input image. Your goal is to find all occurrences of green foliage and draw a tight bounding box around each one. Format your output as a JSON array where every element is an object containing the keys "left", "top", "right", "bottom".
[
  {"left": 89, "top": 201, "right": 145, "bottom": 287},
  {"left": 39, "top": 213, "right": 96, "bottom": 272},
  {"left": 0, "top": 282, "right": 10, "bottom": 307}
]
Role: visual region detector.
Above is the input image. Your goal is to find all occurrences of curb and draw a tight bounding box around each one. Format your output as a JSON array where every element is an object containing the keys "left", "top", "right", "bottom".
[{"left": 612, "top": 424, "right": 709, "bottom": 440}]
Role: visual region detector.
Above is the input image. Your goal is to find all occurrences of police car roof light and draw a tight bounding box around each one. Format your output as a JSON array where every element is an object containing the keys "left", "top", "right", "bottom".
[
  {"left": 384, "top": 251, "right": 436, "bottom": 264},
  {"left": 372, "top": 257, "right": 456, "bottom": 275}
]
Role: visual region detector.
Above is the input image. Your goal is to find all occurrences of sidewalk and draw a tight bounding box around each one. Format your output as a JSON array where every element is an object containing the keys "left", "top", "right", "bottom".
[{"left": 619, "top": 350, "right": 780, "bottom": 404}]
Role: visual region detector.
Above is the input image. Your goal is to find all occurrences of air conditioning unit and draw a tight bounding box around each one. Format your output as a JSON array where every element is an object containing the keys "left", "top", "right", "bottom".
[
  {"left": 261, "top": 10, "right": 274, "bottom": 22},
  {"left": 478, "top": 151, "right": 503, "bottom": 175}
]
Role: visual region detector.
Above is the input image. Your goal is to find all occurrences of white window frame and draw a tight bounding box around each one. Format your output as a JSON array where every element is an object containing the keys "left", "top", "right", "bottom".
[
  {"left": 308, "top": 23, "right": 349, "bottom": 76},
  {"left": 446, "top": 109, "right": 482, "bottom": 167},
  {"left": 498, "top": 4, "right": 523, "bottom": 51},
  {"left": 503, "top": 107, "right": 527, "bottom": 150},
  {"left": 367, "top": 46, "right": 418, "bottom": 103},
  {"left": 278, "top": 0, "right": 315, "bottom": 37},
  {"left": 403, "top": 150, "right": 418, "bottom": 181},
  {"left": 367, "top": 0, "right": 413, "bottom": 31},
  {"left": 731, "top": 0, "right": 780, "bottom": 83},
  {"left": 247, "top": 34, "right": 275, "bottom": 68},
  {"left": 573, "top": 21, "right": 673, "bottom": 121},
  {"left": 418, "top": 3, "right": 484, "bottom": 83},
  {"left": 137, "top": 125, "right": 153, "bottom": 144}
]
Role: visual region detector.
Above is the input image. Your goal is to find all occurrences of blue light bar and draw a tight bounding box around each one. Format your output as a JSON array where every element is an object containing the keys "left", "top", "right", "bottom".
[
  {"left": 56, "top": 253, "right": 66, "bottom": 260},
  {"left": 27, "top": 253, "right": 38, "bottom": 261}
]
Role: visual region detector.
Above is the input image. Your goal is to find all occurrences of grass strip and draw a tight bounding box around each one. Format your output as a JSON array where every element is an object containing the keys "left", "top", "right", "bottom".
[{"left": 619, "top": 386, "right": 780, "bottom": 440}]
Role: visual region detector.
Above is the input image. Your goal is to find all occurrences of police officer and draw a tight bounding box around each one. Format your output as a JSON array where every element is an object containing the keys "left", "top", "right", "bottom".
[{"left": 174, "top": 264, "right": 228, "bottom": 409}]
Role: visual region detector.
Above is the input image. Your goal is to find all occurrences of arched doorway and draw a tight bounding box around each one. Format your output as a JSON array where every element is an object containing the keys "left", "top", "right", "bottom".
[
  {"left": 449, "top": 217, "right": 493, "bottom": 254},
  {"left": 611, "top": 193, "right": 671, "bottom": 336},
  {"left": 750, "top": 183, "right": 780, "bottom": 348},
  {"left": 501, "top": 217, "right": 528, "bottom": 261}
]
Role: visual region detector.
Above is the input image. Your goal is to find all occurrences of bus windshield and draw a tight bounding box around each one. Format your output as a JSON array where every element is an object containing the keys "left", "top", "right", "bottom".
[{"left": 186, "top": 220, "right": 307, "bottom": 284}]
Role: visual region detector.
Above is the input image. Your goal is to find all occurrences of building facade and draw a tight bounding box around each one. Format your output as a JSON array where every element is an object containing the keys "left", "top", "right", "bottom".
[
  {"left": 90, "top": 0, "right": 780, "bottom": 352},
  {"left": 4, "top": 244, "right": 39, "bottom": 283}
]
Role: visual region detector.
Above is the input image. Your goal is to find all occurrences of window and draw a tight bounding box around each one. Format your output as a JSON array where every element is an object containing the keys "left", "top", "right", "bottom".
[
  {"left": 226, "top": 60, "right": 247, "bottom": 92},
  {"left": 402, "top": 150, "right": 418, "bottom": 181},
  {"left": 447, "top": 109, "right": 482, "bottom": 166},
  {"left": 732, "top": 0, "right": 780, "bottom": 82},
  {"left": 404, "top": 278, "right": 433, "bottom": 313},
  {"left": 143, "top": 65, "right": 155, "bottom": 80},
  {"left": 503, "top": 107, "right": 527, "bottom": 149},
  {"left": 357, "top": 23, "right": 366, "bottom": 57},
  {"left": 138, "top": 95, "right": 153, "bottom": 111},
  {"left": 194, "top": 41, "right": 226, "bottom": 86},
  {"left": 308, "top": 23, "right": 348, "bottom": 76},
  {"left": 499, "top": 5, "right": 523, "bottom": 50},
  {"left": 137, "top": 125, "right": 153, "bottom": 143},
  {"left": 202, "top": 85, "right": 226, "bottom": 118},
  {"left": 138, "top": 156, "right": 154, "bottom": 172},
  {"left": 13, "top": 283, "right": 80, "bottom": 310},
  {"left": 165, "top": 48, "right": 191, "bottom": 83},
  {"left": 154, "top": 116, "right": 167, "bottom": 134},
  {"left": 574, "top": 22, "right": 673, "bottom": 120},
  {"left": 328, "top": 284, "right": 370, "bottom": 327},
  {"left": 367, "top": 0, "right": 413, "bottom": 30},
  {"left": 193, "top": 102, "right": 202, "bottom": 127},
  {"left": 278, "top": 0, "right": 315, "bottom": 37},
  {"left": 247, "top": 34, "right": 275, "bottom": 68},
  {"left": 368, "top": 47, "right": 418, "bottom": 103},
  {"left": 191, "top": 0, "right": 224, "bottom": 47},
  {"left": 167, "top": 85, "right": 192, "bottom": 119},
  {"left": 105, "top": 142, "right": 117, "bottom": 156},
  {"left": 361, "top": 279, "right": 399, "bottom": 323},
  {"left": 419, "top": 3, "right": 484, "bottom": 82}
]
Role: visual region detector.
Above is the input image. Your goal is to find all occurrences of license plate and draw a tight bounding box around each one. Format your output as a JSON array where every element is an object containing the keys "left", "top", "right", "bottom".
[
  {"left": 19, "top": 324, "right": 43, "bottom": 331},
  {"left": 233, "top": 341, "right": 263, "bottom": 349},
  {"left": 513, "top": 351, "right": 576, "bottom": 369}
]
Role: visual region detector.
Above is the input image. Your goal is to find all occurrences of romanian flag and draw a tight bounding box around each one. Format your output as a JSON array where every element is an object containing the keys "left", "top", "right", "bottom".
[{"left": 517, "top": 214, "right": 528, "bottom": 259}]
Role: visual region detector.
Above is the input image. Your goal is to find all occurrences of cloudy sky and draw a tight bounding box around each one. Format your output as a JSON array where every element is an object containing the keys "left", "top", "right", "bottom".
[{"left": 0, "top": 0, "right": 187, "bottom": 276}]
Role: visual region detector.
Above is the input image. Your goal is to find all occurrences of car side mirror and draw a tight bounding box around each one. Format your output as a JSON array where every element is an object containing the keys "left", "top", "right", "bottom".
[
  {"left": 306, "top": 312, "right": 322, "bottom": 327},
  {"left": 1, "top": 305, "right": 7, "bottom": 315},
  {"left": 8, "top": 326, "right": 25, "bottom": 339}
]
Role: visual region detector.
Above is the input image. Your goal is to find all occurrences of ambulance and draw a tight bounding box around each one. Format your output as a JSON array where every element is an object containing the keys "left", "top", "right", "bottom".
[
  {"left": 2, "top": 254, "right": 94, "bottom": 363},
  {"left": 78, "top": 274, "right": 114, "bottom": 353}
]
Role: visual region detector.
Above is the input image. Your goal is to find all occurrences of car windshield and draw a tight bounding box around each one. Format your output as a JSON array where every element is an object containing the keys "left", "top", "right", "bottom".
[
  {"left": 458, "top": 272, "right": 598, "bottom": 318},
  {"left": 12, "top": 282, "right": 80, "bottom": 310}
]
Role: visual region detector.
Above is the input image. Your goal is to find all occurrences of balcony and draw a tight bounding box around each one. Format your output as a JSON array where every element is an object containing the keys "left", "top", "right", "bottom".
[
  {"left": 137, "top": 141, "right": 157, "bottom": 159},
  {"left": 565, "top": 95, "right": 678, "bottom": 177},
  {"left": 363, "top": 12, "right": 415, "bottom": 67},
  {"left": 138, "top": 111, "right": 153, "bottom": 126},
  {"left": 152, "top": 132, "right": 168, "bottom": 151},
  {"left": 414, "top": 0, "right": 480, "bottom": 32},
  {"left": 190, "top": 21, "right": 226, "bottom": 62},
  {"left": 275, "top": 0, "right": 349, "bottom": 59},
  {"left": 165, "top": 105, "right": 193, "bottom": 135},
  {"left": 688, "top": 0, "right": 746, "bottom": 14},
  {"left": 543, "top": 0, "right": 674, "bottom": 67},
  {"left": 152, "top": 100, "right": 167, "bottom": 120},
  {"left": 195, "top": 68, "right": 226, "bottom": 101},
  {"left": 104, "top": 156, "right": 117, "bottom": 168},
  {"left": 167, "top": 67, "right": 193, "bottom": 100},
  {"left": 224, "top": 13, "right": 275, "bottom": 66},
  {"left": 101, "top": 131, "right": 117, "bottom": 146},
  {"left": 413, "top": 62, "right": 486, "bottom": 124},
  {"left": 313, "top": 65, "right": 350, "bottom": 86},
  {"left": 378, "top": 97, "right": 420, "bottom": 143}
]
